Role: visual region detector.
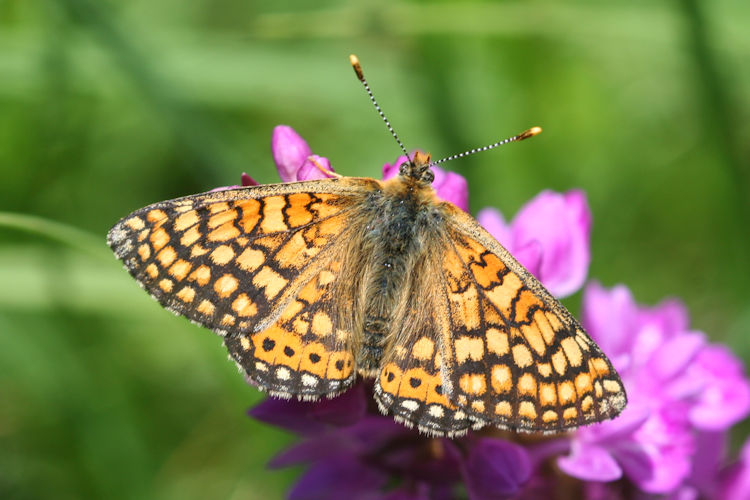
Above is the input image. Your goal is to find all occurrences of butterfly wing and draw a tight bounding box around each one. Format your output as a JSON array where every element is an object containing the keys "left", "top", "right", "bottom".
[
  {"left": 108, "top": 177, "right": 378, "bottom": 398},
  {"left": 374, "top": 203, "right": 626, "bottom": 436},
  {"left": 225, "top": 255, "right": 362, "bottom": 398},
  {"left": 440, "top": 206, "right": 627, "bottom": 432}
]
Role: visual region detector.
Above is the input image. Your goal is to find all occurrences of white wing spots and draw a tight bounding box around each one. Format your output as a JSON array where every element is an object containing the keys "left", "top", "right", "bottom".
[
  {"left": 302, "top": 374, "right": 319, "bottom": 388},
  {"left": 401, "top": 400, "right": 419, "bottom": 412},
  {"left": 428, "top": 405, "right": 445, "bottom": 418},
  {"left": 276, "top": 366, "right": 291, "bottom": 381}
]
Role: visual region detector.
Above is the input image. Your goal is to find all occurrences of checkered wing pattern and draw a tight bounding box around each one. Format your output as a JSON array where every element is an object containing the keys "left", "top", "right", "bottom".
[
  {"left": 373, "top": 204, "right": 626, "bottom": 436},
  {"left": 107, "top": 178, "right": 377, "bottom": 399},
  {"left": 440, "top": 207, "right": 626, "bottom": 433}
]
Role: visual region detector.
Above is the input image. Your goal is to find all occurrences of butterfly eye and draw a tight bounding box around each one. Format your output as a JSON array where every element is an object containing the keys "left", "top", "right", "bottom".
[
  {"left": 420, "top": 169, "right": 434, "bottom": 184},
  {"left": 398, "top": 161, "right": 412, "bottom": 176}
]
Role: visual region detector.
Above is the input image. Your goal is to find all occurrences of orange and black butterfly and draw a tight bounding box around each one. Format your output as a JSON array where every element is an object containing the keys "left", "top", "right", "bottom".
[{"left": 108, "top": 55, "right": 626, "bottom": 437}]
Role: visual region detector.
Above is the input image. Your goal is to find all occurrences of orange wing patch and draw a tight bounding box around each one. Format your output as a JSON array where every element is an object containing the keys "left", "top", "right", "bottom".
[{"left": 439, "top": 216, "right": 626, "bottom": 433}]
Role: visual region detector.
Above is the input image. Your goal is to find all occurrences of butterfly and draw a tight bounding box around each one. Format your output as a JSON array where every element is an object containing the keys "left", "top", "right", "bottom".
[{"left": 107, "top": 55, "right": 626, "bottom": 437}]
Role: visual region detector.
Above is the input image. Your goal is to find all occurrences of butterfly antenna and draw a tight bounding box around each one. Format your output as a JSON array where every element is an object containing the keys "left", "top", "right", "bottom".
[
  {"left": 429, "top": 127, "right": 542, "bottom": 167},
  {"left": 350, "top": 54, "right": 410, "bottom": 160}
]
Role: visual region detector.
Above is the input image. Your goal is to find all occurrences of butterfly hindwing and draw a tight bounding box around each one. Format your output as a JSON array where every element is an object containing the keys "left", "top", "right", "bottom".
[
  {"left": 373, "top": 238, "right": 484, "bottom": 436},
  {"left": 225, "top": 257, "right": 359, "bottom": 399},
  {"left": 439, "top": 206, "right": 627, "bottom": 432},
  {"left": 108, "top": 178, "right": 378, "bottom": 398}
]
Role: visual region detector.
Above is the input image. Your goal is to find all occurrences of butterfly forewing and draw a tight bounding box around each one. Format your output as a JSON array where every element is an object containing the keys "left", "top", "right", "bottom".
[{"left": 107, "top": 178, "right": 378, "bottom": 398}]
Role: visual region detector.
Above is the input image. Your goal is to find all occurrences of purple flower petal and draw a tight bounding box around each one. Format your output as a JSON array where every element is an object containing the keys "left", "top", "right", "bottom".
[
  {"left": 571, "top": 282, "right": 749, "bottom": 494},
  {"left": 647, "top": 332, "right": 705, "bottom": 382},
  {"left": 269, "top": 416, "right": 407, "bottom": 469},
  {"left": 288, "top": 456, "right": 388, "bottom": 500},
  {"left": 462, "top": 438, "right": 531, "bottom": 499},
  {"left": 269, "top": 432, "right": 352, "bottom": 469},
  {"left": 617, "top": 444, "right": 693, "bottom": 494},
  {"left": 581, "top": 282, "right": 639, "bottom": 369},
  {"left": 586, "top": 403, "right": 651, "bottom": 443},
  {"left": 431, "top": 167, "right": 469, "bottom": 211},
  {"left": 249, "top": 384, "right": 367, "bottom": 435},
  {"left": 210, "top": 172, "right": 259, "bottom": 192},
  {"left": 249, "top": 397, "right": 322, "bottom": 435},
  {"left": 686, "top": 431, "right": 727, "bottom": 495},
  {"left": 687, "top": 346, "right": 750, "bottom": 430},
  {"left": 636, "top": 298, "right": 690, "bottom": 339},
  {"left": 241, "top": 172, "right": 258, "bottom": 186},
  {"left": 383, "top": 439, "right": 462, "bottom": 484},
  {"left": 476, "top": 208, "right": 513, "bottom": 250},
  {"left": 272, "top": 125, "right": 313, "bottom": 182},
  {"left": 510, "top": 240, "right": 544, "bottom": 278},
  {"left": 719, "top": 437, "right": 750, "bottom": 500},
  {"left": 210, "top": 185, "right": 240, "bottom": 192},
  {"left": 296, "top": 155, "right": 336, "bottom": 181},
  {"left": 616, "top": 410, "right": 695, "bottom": 493},
  {"left": 381, "top": 484, "right": 431, "bottom": 500},
  {"left": 510, "top": 189, "right": 591, "bottom": 298},
  {"left": 477, "top": 190, "right": 592, "bottom": 297},
  {"left": 477, "top": 208, "right": 543, "bottom": 275},
  {"left": 582, "top": 482, "right": 628, "bottom": 500},
  {"left": 557, "top": 442, "right": 622, "bottom": 482}
]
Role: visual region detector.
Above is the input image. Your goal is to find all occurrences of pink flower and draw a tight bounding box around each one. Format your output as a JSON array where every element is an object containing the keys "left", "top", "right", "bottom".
[
  {"left": 555, "top": 282, "right": 750, "bottom": 494},
  {"left": 272, "top": 126, "right": 336, "bottom": 181},
  {"left": 210, "top": 172, "right": 258, "bottom": 191},
  {"left": 271, "top": 127, "right": 471, "bottom": 212},
  {"left": 718, "top": 437, "right": 750, "bottom": 500},
  {"left": 477, "top": 190, "right": 591, "bottom": 298},
  {"left": 246, "top": 124, "right": 750, "bottom": 498}
]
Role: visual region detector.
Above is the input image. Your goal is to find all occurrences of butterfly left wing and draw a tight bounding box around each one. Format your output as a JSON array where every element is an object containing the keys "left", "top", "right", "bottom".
[
  {"left": 107, "top": 178, "right": 380, "bottom": 399},
  {"left": 107, "top": 179, "right": 370, "bottom": 334}
]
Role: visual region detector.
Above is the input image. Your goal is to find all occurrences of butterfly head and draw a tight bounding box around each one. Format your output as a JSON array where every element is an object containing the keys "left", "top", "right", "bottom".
[{"left": 399, "top": 151, "right": 435, "bottom": 184}]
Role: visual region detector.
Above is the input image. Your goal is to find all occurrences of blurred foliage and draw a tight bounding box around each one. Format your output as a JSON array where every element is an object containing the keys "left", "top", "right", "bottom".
[{"left": 1, "top": 0, "right": 749, "bottom": 498}]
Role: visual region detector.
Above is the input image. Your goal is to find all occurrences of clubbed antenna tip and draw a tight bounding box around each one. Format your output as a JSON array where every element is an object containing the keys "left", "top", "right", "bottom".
[
  {"left": 349, "top": 54, "right": 410, "bottom": 160},
  {"left": 519, "top": 126, "right": 543, "bottom": 140},
  {"left": 349, "top": 54, "right": 364, "bottom": 81}
]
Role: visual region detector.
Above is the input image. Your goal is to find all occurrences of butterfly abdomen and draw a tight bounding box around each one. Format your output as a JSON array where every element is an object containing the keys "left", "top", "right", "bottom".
[{"left": 358, "top": 178, "right": 445, "bottom": 374}]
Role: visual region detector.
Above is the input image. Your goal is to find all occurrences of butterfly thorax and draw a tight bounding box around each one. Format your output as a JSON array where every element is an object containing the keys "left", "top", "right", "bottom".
[{"left": 357, "top": 171, "right": 444, "bottom": 376}]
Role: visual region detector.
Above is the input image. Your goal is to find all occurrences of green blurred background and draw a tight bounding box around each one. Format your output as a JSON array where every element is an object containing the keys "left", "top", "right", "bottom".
[{"left": 1, "top": 0, "right": 749, "bottom": 498}]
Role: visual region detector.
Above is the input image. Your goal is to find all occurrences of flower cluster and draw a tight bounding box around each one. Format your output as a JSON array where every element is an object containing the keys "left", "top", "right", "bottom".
[{"left": 245, "top": 126, "right": 750, "bottom": 499}]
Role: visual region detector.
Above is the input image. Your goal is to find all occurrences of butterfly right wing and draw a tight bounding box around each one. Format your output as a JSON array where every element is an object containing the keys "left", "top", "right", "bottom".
[
  {"left": 108, "top": 177, "right": 379, "bottom": 399},
  {"left": 374, "top": 202, "right": 626, "bottom": 436},
  {"left": 439, "top": 206, "right": 627, "bottom": 433}
]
